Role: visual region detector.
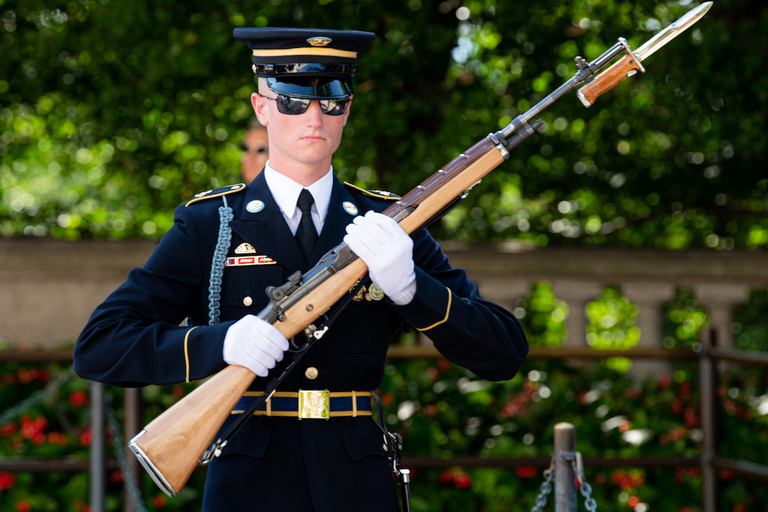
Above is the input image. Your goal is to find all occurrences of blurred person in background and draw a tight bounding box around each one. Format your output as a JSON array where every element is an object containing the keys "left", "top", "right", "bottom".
[{"left": 240, "top": 119, "right": 269, "bottom": 183}]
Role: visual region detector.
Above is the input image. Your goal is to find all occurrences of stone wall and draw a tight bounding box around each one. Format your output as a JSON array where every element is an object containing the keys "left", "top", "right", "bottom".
[{"left": 1, "top": 238, "right": 766, "bottom": 354}]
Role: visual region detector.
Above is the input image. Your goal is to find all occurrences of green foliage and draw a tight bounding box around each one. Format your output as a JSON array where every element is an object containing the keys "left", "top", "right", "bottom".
[
  {"left": 3, "top": 349, "right": 767, "bottom": 511},
  {"left": 2, "top": 0, "right": 767, "bottom": 249}
]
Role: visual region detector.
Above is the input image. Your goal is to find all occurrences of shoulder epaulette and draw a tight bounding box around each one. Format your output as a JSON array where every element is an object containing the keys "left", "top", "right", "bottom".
[
  {"left": 343, "top": 182, "right": 400, "bottom": 201},
  {"left": 185, "top": 183, "right": 246, "bottom": 207}
]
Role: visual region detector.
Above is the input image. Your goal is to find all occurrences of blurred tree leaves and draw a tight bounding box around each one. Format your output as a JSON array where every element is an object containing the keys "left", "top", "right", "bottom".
[{"left": 1, "top": 0, "right": 766, "bottom": 248}]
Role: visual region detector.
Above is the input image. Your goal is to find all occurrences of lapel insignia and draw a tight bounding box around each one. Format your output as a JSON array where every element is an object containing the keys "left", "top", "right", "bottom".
[
  {"left": 225, "top": 255, "right": 277, "bottom": 267},
  {"left": 234, "top": 243, "right": 257, "bottom": 254},
  {"left": 343, "top": 201, "right": 358, "bottom": 216},
  {"left": 246, "top": 200, "right": 265, "bottom": 213},
  {"left": 352, "top": 284, "right": 384, "bottom": 302}
]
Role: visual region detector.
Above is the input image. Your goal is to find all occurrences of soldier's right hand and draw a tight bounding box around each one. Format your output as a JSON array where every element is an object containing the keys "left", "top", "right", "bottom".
[{"left": 223, "top": 315, "right": 290, "bottom": 377}]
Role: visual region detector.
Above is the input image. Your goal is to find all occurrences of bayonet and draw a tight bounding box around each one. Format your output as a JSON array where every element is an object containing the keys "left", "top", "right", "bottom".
[{"left": 577, "top": 2, "right": 713, "bottom": 107}]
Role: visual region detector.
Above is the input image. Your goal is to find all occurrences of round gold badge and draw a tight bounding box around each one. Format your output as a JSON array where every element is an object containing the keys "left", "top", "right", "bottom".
[
  {"left": 305, "top": 367, "right": 319, "bottom": 379},
  {"left": 368, "top": 284, "right": 384, "bottom": 301}
]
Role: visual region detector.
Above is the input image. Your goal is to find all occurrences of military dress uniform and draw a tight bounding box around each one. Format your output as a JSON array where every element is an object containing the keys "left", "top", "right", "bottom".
[{"left": 73, "top": 27, "right": 529, "bottom": 512}]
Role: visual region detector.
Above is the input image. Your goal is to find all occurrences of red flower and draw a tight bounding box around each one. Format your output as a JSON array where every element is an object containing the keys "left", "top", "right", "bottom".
[
  {"left": 15, "top": 500, "right": 31, "bottom": 512},
  {"left": 423, "top": 404, "right": 438, "bottom": 417},
  {"left": 109, "top": 470, "right": 124, "bottom": 483},
  {"left": 627, "top": 496, "right": 640, "bottom": 508},
  {"left": 69, "top": 390, "right": 89, "bottom": 408},
  {"left": 0, "top": 422, "right": 17, "bottom": 437},
  {"left": 658, "top": 373, "right": 672, "bottom": 390},
  {"left": 426, "top": 367, "right": 439, "bottom": 380},
  {"left": 438, "top": 468, "right": 473, "bottom": 489},
  {"left": 0, "top": 472, "right": 16, "bottom": 491},
  {"left": 153, "top": 494, "right": 167, "bottom": 508},
  {"left": 79, "top": 427, "right": 92, "bottom": 447},
  {"left": 381, "top": 392, "right": 394, "bottom": 407},
  {"left": 438, "top": 469, "right": 454, "bottom": 485},
  {"left": 436, "top": 358, "right": 451, "bottom": 372},
  {"left": 453, "top": 471, "right": 472, "bottom": 489},
  {"left": 47, "top": 431, "right": 69, "bottom": 447},
  {"left": 515, "top": 466, "right": 538, "bottom": 478},
  {"left": 20, "top": 416, "right": 48, "bottom": 440}
]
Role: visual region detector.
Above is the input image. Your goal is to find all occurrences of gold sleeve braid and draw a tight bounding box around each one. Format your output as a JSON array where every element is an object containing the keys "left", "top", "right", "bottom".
[
  {"left": 416, "top": 287, "right": 452, "bottom": 332},
  {"left": 184, "top": 326, "right": 200, "bottom": 383}
]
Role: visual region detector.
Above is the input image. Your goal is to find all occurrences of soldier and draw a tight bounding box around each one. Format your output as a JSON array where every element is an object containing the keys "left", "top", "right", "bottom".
[{"left": 74, "top": 27, "right": 528, "bottom": 511}]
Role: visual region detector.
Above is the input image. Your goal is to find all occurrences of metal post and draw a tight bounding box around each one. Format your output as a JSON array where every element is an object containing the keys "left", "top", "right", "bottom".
[
  {"left": 699, "top": 328, "right": 719, "bottom": 512},
  {"left": 123, "top": 388, "right": 143, "bottom": 512},
  {"left": 554, "top": 422, "right": 577, "bottom": 512},
  {"left": 89, "top": 381, "right": 106, "bottom": 512}
]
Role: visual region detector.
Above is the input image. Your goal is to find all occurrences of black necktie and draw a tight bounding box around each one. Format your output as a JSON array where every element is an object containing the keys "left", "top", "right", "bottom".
[{"left": 295, "top": 189, "right": 318, "bottom": 262}]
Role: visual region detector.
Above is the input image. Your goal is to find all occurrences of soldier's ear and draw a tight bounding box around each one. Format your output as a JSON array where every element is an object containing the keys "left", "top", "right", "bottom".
[{"left": 252, "top": 92, "right": 269, "bottom": 126}]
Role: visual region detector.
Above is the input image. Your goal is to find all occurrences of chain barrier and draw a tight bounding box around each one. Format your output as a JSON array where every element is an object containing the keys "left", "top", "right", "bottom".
[
  {"left": 0, "top": 368, "right": 74, "bottom": 426},
  {"left": 530, "top": 456, "right": 554, "bottom": 512},
  {"left": 570, "top": 452, "right": 598, "bottom": 512},
  {"left": 530, "top": 451, "right": 598, "bottom": 511},
  {"left": 105, "top": 396, "right": 148, "bottom": 512}
]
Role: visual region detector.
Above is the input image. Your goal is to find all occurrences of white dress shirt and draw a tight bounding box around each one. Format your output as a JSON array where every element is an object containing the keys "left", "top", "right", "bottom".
[{"left": 263, "top": 162, "right": 334, "bottom": 236}]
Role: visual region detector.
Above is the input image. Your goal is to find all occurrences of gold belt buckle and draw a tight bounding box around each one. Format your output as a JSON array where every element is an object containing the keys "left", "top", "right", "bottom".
[{"left": 298, "top": 390, "right": 330, "bottom": 420}]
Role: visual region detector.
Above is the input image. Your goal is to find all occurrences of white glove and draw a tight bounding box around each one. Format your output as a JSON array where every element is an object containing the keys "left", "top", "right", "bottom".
[
  {"left": 223, "top": 315, "right": 289, "bottom": 377},
  {"left": 343, "top": 211, "right": 416, "bottom": 305}
]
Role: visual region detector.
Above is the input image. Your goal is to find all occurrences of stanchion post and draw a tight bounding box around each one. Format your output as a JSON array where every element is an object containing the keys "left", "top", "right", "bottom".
[
  {"left": 89, "top": 381, "right": 106, "bottom": 512},
  {"left": 123, "top": 387, "right": 143, "bottom": 512},
  {"left": 699, "top": 328, "right": 719, "bottom": 512},
  {"left": 554, "top": 422, "right": 577, "bottom": 512}
]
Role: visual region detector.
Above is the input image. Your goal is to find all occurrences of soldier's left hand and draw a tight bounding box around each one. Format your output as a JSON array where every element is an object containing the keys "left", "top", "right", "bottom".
[{"left": 344, "top": 211, "right": 416, "bottom": 305}]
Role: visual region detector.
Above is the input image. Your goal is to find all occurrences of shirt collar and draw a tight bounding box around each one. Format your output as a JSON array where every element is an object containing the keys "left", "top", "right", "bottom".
[{"left": 263, "top": 162, "right": 334, "bottom": 221}]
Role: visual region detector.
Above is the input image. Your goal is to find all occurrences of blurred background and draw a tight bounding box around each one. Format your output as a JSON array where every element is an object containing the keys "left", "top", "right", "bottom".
[{"left": 1, "top": 0, "right": 767, "bottom": 511}]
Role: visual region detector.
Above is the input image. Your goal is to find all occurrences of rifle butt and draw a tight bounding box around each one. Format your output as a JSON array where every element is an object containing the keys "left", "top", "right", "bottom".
[{"left": 128, "top": 365, "right": 256, "bottom": 496}]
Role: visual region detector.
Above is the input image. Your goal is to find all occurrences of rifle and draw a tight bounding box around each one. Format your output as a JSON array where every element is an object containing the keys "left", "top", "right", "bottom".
[{"left": 129, "top": 2, "right": 712, "bottom": 497}]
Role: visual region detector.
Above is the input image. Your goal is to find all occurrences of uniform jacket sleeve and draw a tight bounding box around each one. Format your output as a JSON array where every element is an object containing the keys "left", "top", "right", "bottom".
[
  {"left": 73, "top": 204, "right": 231, "bottom": 387},
  {"left": 393, "top": 227, "right": 529, "bottom": 382}
]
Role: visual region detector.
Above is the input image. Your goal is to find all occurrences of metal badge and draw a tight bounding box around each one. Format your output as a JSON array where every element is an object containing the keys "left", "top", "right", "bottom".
[
  {"left": 368, "top": 284, "right": 384, "bottom": 301},
  {"left": 343, "top": 201, "right": 358, "bottom": 215},
  {"left": 307, "top": 37, "right": 332, "bottom": 47},
  {"left": 243, "top": 296, "right": 253, "bottom": 307},
  {"left": 234, "top": 243, "right": 257, "bottom": 254},
  {"left": 246, "top": 200, "right": 265, "bottom": 213},
  {"left": 304, "top": 367, "right": 319, "bottom": 380}
]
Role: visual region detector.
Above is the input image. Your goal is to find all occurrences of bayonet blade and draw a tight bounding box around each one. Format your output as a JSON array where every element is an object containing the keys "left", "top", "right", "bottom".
[
  {"left": 635, "top": 2, "right": 713, "bottom": 62},
  {"left": 576, "top": 2, "right": 713, "bottom": 107}
]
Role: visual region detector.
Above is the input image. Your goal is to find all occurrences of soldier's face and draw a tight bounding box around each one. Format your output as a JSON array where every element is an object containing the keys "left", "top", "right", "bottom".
[{"left": 252, "top": 82, "right": 350, "bottom": 183}]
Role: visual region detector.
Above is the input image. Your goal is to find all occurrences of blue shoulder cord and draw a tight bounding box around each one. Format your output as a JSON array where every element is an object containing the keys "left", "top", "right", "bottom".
[{"left": 208, "top": 196, "right": 234, "bottom": 325}]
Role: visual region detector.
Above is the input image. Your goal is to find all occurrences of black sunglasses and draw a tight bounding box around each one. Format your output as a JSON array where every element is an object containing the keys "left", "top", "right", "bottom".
[
  {"left": 239, "top": 142, "right": 268, "bottom": 155},
  {"left": 257, "top": 92, "right": 350, "bottom": 116}
]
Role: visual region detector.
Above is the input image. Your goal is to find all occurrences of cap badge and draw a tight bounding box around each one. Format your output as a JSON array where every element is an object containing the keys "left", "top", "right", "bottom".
[
  {"left": 234, "top": 243, "right": 257, "bottom": 254},
  {"left": 307, "top": 37, "right": 332, "bottom": 47},
  {"left": 343, "top": 202, "right": 358, "bottom": 215},
  {"left": 246, "top": 200, "right": 265, "bottom": 213}
]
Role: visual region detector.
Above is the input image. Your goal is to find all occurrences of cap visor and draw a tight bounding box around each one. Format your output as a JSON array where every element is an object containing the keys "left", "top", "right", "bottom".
[{"left": 265, "top": 77, "right": 353, "bottom": 99}]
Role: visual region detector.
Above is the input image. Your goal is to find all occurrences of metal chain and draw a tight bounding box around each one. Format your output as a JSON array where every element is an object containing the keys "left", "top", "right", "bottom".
[
  {"left": 530, "top": 455, "right": 555, "bottom": 512},
  {"left": 0, "top": 368, "right": 74, "bottom": 425},
  {"left": 105, "top": 399, "right": 148, "bottom": 512},
  {"left": 570, "top": 452, "right": 598, "bottom": 512}
]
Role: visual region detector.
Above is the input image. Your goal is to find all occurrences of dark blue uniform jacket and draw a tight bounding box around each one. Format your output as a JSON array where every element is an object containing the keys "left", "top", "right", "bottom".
[{"left": 74, "top": 171, "right": 528, "bottom": 511}]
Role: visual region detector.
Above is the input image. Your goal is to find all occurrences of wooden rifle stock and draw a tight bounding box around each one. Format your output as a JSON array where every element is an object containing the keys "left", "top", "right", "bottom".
[{"left": 130, "top": 136, "right": 506, "bottom": 496}]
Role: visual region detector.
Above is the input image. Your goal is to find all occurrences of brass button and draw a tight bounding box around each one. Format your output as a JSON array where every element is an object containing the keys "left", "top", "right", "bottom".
[
  {"left": 243, "top": 296, "right": 253, "bottom": 307},
  {"left": 304, "top": 367, "right": 319, "bottom": 380}
]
